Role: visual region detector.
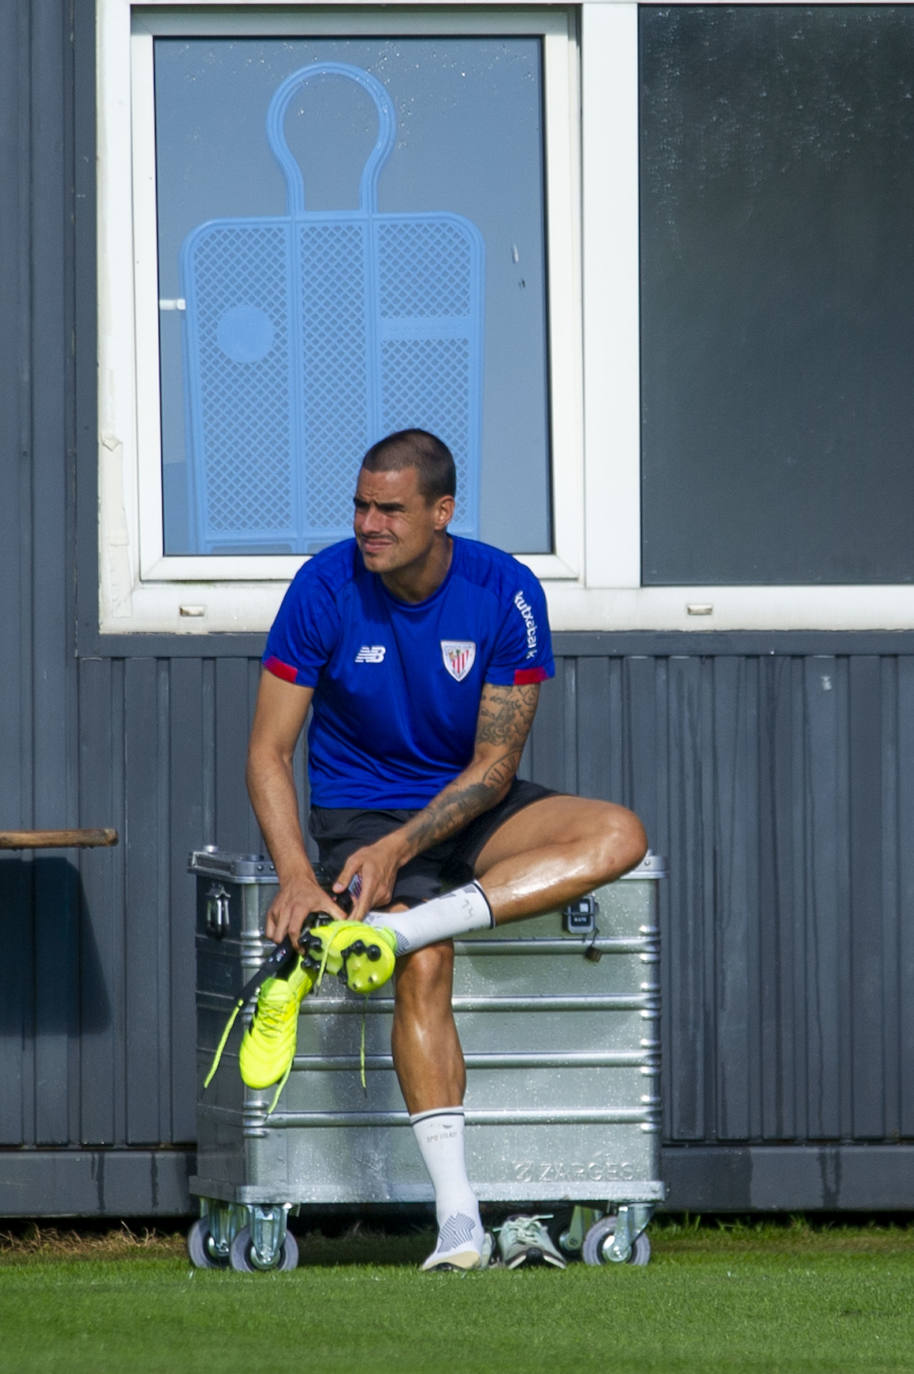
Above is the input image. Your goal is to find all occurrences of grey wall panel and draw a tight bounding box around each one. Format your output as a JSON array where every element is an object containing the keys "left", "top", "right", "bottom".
[
  {"left": 757, "top": 655, "right": 801, "bottom": 1142},
  {"left": 899, "top": 658, "right": 914, "bottom": 1141},
  {"left": 711, "top": 657, "right": 760, "bottom": 1143},
  {"left": 662, "top": 655, "right": 709, "bottom": 1143},
  {"left": 849, "top": 656, "right": 890, "bottom": 1140},
  {"left": 0, "top": 862, "right": 30, "bottom": 1145},
  {"left": 123, "top": 658, "right": 168, "bottom": 1145},
  {"left": 574, "top": 657, "right": 622, "bottom": 802},
  {"left": 33, "top": 861, "right": 76, "bottom": 1146},
  {"left": 168, "top": 657, "right": 209, "bottom": 1143},
  {"left": 523, "top": 656, "right": 568, "bottom": 792},
  {"left": 213, "top": 657, "right": 263, "bottom": 853},
  {"left": 0, "top": 0, "right": 29, "bottom": 848},
  {"left": 76, "top": 656, "right": 123, "bottom": 1147},
  {"left": 624, "top": 656, "right": 662, "bottom": 842}
]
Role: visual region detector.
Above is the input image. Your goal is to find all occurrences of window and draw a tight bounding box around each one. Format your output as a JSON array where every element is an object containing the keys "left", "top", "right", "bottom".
[
  {"left": 98, "top": 2, "right": 914, "bottom": 636},
  {"left": 98, "top": 2, "right": 580, "bottom": 632},
  {"left": 579, "top": 1, "right": 914, "bottom": 629}
]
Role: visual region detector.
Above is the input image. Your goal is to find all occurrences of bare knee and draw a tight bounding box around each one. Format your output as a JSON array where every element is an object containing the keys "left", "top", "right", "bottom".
[
  {"left": 597, "top": 803, "right": 649, "bottom": 881},
  {"left": 394, "top": 940, "right": 455, "bottom": 1015}
]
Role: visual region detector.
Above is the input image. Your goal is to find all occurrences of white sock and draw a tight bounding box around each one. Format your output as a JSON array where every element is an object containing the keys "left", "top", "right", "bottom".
[
  {"left": 366, "top": 881, "right": 493, "bottom": 955},
  {"left": 410, "top": 1107, "right": 484, "bottom": 1267}
]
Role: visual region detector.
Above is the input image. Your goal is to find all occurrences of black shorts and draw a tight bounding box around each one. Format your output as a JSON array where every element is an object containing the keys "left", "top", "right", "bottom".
[{"left": 309, "top": 778, "right": 557, "bottom": 907}]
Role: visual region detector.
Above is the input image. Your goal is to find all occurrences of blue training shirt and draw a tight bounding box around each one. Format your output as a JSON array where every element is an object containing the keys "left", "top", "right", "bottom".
[{"left": 263, "top": 536, "right": 555, "bottom": 807}]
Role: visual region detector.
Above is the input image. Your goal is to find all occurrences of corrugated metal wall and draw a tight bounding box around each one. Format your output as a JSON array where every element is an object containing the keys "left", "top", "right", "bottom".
[
  {"left": 4, "top": 643, "right": 913, "bottom": 1215},
  {"left": 0, "top": 1, "right": 910, "bottom": 1216}
]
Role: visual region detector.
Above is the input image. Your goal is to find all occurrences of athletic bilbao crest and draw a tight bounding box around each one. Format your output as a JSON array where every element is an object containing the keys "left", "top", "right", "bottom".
[{"left": 441, "top": 640, "right": 476, "bottom": 682}]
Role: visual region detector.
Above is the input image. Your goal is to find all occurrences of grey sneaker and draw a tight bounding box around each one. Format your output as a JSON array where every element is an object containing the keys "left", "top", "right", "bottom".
[{"left": 496, "top": 1215, "right": 566, "bottom": 1269}]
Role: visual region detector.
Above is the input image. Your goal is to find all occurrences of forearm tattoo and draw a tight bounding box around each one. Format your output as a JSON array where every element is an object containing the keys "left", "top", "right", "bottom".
[{"left": 405, "top": 683, "right": 539, "bottom": 853}]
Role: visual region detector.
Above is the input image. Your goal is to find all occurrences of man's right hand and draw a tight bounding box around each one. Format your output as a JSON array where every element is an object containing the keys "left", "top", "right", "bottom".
[{"left": 264, "top": 875, "right": 349, "bottom": 950}]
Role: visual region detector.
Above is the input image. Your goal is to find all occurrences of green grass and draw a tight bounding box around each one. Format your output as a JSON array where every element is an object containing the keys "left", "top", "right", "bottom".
[{"left": 0, "top": 1217, "right": 912, "bottom": 1374}]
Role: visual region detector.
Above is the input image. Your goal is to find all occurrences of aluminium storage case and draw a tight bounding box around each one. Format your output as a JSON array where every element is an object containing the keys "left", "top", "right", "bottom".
[{"left": 189, "top": 847, "right": 665, "bottom": 1214}]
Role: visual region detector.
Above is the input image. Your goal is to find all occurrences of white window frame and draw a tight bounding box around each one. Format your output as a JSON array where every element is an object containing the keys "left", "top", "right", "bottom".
[
  {"left": 97, "top": 0, "right": 583, "bottom": 633},
  {"left": 99, "top": 0, "right": 914, "bottom": 635}
]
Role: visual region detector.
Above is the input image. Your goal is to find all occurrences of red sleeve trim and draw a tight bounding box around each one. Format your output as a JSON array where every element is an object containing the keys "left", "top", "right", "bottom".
[
  {"left": 264, "top": 655, "right": 299, "bottom": 684},
  {"left": 513, "top": 666, "right": 549, "bottom": 685}
]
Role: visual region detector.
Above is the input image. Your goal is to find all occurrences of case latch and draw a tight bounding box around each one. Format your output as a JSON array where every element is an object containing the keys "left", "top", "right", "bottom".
[
  {"left": 562, "top": 894, "right": 598, "bottom": 935},
  {"left": 204, "top": 883, "right": 231, "bottom": 938}
]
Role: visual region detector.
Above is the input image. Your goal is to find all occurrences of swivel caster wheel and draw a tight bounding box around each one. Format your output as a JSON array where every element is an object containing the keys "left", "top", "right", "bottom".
[
  {"left": 187, "top": 1217, "right": 231, "bottom": 1270},
  {"left": 229, "top": 1225, "right": 299, "bottom": 1272},
  {"left": 581, "top": 1215, "right": 651, "bottom": 1267}
]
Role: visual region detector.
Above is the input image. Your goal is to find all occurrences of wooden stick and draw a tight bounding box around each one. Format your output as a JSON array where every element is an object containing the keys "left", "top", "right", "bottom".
[{"left": 0, "top": 828, "right": 119, "bottom": 850}]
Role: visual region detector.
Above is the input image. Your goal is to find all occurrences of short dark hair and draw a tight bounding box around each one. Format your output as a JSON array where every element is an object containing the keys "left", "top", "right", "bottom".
[{"left": 360, "top": 429, "right": 456, "bottom": 502}]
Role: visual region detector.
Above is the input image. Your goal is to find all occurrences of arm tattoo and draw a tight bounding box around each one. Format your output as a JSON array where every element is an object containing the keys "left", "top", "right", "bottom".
[{"left": 404, "top": 683, "right": 540, "bottom": 853}]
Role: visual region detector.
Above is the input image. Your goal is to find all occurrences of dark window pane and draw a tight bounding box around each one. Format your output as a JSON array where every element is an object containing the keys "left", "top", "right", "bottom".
[{"left": 641, "top": 6, "right": 914, "bottom": 585}]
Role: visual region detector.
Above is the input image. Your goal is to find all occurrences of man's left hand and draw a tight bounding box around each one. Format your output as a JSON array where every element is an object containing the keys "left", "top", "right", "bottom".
[{"left": 333, "top": 831, "right": 410, "bottom": 920}]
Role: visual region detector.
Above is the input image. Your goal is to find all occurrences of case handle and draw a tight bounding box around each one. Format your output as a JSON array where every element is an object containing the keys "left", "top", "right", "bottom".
[{"left": 266, "top": 61, "right": 397, "bottom": 216}]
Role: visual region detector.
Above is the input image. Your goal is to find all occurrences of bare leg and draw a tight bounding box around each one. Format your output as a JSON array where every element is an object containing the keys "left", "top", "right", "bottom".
[
  {"left": 385, "top": 795, "right": 646, "bottom": 1271},
  {"left": 391, "top": 938, "right": 464, "bottom": 1114},
  {"left": 474, "top": 796, "right": 647, "bottom": 923},
  {"left": 390, "top": 929, "right": 485, "bottom": 1270},
  {"left": 388, "top": 795, "right": 647, "bottom": 1108}
]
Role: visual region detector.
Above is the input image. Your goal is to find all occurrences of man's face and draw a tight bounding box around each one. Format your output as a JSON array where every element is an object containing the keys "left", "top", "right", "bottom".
[{"left": 353, "top": 465, "right": 453, "bottom": 580}]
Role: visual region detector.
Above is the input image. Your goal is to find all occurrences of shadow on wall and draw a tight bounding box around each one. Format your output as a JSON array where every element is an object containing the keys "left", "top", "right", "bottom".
[{"left": 0, "top": 857, "right": 112, "bottom": 1033}]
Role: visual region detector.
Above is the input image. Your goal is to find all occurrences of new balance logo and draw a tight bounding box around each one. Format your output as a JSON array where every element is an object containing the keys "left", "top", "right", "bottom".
[{"left": 355, "top": 645, "right": 386, "bottom": 664}]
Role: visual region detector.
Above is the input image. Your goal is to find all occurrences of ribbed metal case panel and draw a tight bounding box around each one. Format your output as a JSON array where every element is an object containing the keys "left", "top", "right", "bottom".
[{"left": 189, "top": 848, "right": 665, "bottom": 1210}]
